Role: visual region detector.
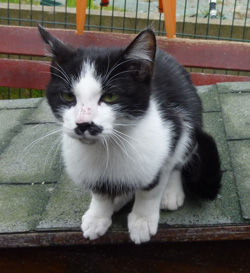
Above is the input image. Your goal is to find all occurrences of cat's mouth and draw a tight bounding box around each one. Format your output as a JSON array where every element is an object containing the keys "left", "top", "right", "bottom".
[
  {"left": 66, "top": 131, "right": 98, "bottom": 144},
  {"left": 79, "top": 136, "right": 97, "bottom": 144}
]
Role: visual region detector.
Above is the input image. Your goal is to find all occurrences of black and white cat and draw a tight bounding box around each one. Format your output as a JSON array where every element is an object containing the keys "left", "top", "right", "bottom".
[{"left": 38, "top": 25, "right": 222, "bottom": 244}]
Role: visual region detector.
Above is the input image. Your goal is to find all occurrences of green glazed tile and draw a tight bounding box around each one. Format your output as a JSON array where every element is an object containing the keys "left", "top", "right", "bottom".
[
  {"left": 220, "top": 92, "right": 250, "bottom": 140},
  {"left": 203, "top": 112, "right": 232, "bottom": 171},
  {"left": 217, "top": 82, "right": 250, "bottom": 94},
  {"left": 0, "top": 98, "right": 42, "bottom": 109},
  {"left": 25, "top": 99, "right": 57, "bottom": 124},
  {"left": 0, "top": 109, "right": 30, "bottom": 152},
  {"left": 37, "top": 172, "right": 90, "bottom": 230},
  {"left": 228, "top": 140, "right": 250, "bottom": 220},
  {"left": 197, "top": 85, "right": 220, "bottom": 112},
  {"left": 0, "top": 124, "right": 63, "bottom": 183},
  {"left": 0, "top": 184, "right": 56, "bottom": 233},
  {"left": 159, "top": 172, "right": 242, "bottom": 226}
]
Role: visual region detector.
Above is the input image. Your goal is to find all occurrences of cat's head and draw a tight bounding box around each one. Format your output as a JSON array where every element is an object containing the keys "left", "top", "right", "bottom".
[{"left": 38, "top": 25, "right": 156, "bottom": 144}]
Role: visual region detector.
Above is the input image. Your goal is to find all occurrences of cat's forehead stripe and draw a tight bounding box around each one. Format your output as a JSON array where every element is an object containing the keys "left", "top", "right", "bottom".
[{"left": 73, "top": 61, "right": 102, "bottom": 100}]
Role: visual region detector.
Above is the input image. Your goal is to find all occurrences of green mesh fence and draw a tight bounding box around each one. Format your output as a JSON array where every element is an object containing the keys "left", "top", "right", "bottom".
[
  {"left": 0, "top": 0, "right": 250, "bottom": 41},
  {"left": 0, "top": 0, "right": 250, "bottom": 99}
]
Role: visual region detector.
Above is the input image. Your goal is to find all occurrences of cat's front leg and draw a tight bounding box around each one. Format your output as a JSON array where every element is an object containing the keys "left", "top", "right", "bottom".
[
  {"left": 128, "top": 176, "right": 167, "bottom": 244},
  {"left": 81, "top": 193, "right": 114, "bottom": 240}
]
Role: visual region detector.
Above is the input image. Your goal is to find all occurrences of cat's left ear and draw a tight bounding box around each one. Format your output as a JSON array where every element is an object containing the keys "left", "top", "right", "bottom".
[
  {"left": 38, "top": 24, "right": 74, "bottom": 62},
  {"left": 123, "top": 28, "right": 156, "bottom": 80}
]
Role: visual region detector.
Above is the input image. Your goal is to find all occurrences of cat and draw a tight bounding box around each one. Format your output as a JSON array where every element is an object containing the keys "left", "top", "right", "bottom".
[{"left": 38, "top": 25, "right": 222, "bottom": 244}]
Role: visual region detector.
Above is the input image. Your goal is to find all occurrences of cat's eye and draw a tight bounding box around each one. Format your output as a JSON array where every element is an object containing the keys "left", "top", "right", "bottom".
[
  {"left": 102, "top": 92, "right": 119, "bottom": 103},
  {"left": 61, "top": 92, "right": 76, "bottom": 102}
]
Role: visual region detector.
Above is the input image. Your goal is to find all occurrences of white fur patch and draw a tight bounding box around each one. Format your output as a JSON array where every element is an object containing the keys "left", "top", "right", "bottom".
[
  {"left": 62, "top": 99, "right": 172, "bottom": 191},
  {"left": 73, "top": 62, "right": 102, "bottom": 124},
  {"left": 172, "top": 119, "right": 193, "bottom": 166},
  {"left": 61, "top": 61, "right": 116, "bottom": 142}
]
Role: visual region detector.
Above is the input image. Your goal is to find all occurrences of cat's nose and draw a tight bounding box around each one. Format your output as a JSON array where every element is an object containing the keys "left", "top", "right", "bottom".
[
  {"left": 75, "top": 122, "right": 103, "bottom": 136},
  {"left": 76, "top": 122, "right": 91, "bottom": 134}
]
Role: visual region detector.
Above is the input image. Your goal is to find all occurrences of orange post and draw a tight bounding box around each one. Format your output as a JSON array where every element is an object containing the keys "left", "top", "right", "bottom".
[
  {"left": 158, "top": 0, "right": 163, "bottom": 13},
  {"left": 76, "top": 0, "right": 88, "bottom": 35},
  {"left": 159, "top": 0, "right": 176, "bottom": 39}
]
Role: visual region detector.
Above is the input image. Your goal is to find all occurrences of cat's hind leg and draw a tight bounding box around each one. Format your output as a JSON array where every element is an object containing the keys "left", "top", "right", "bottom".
[
  {"left": 81, "top": 193, "right": 113, "bottom": 240},
  {"left": 160, "top": 169, "right": 185, "bottom": 211}
]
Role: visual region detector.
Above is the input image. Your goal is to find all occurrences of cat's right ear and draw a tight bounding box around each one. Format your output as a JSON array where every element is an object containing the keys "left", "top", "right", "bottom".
[
  {"left": 123, "top": 28, "right": 156, "bottom": 80},
  {"left": 38, "top": 24, "right": 74, "bottom": 61},
  {"left": 124, "top": 28, "right": 156, "bottom": 64}
]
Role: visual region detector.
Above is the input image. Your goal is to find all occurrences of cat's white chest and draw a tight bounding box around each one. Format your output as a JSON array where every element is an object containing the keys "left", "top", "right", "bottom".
[{"left": 62, "top": 102, "right": 172, "bottom": 190}]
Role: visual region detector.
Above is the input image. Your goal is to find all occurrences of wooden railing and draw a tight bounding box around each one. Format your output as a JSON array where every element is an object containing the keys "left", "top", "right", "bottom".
[{"left": 1, "top": 25, "right": 250, "bottom": 91}]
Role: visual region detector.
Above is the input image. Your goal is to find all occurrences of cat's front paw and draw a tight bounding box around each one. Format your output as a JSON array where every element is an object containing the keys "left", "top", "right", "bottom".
[
  {"left": 128, "top": 212, "right": 159, "bottom": 244},
  {"left": 81, "top": 211, "right": 112, "bottom": 240}
]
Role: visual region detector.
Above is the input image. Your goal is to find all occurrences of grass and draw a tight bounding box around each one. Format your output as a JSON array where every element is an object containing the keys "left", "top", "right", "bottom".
[
  {"left": 1, "top": 0, "right": 85, "bottom": 7},
  {"left": 2, "top": 0, "right": 123, "bottom": 10},
  {"left": 0, "top": 87, "right": 45, "bottom": 100},
  {"left": 1, "top": 0, "right": 40, "bottom": 4}
]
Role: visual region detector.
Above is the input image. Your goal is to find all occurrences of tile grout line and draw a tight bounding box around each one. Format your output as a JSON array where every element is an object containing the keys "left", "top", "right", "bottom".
[
  {"left": 0, "top": 107, "right": 41, "bottom": 156},
  {"left": 0, "top": 181, "right": 58, "bottom": 186},
  {"left": 227, "top": 138, "right": 250, "bottom": 142},
  {"left": 216, "top": 83, "right": 246, "bottom": 222}
]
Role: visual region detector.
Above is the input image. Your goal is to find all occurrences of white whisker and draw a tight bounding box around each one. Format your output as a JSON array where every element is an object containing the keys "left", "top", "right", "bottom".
[
  {"left": 43, "top": 135, "right": 62, "bottom": 172},
  {"left": 40, "top": 61, "right": 70, "bottom": 84},
  {"left": 102, "top": 137, "right": 110, "bottom": 171},
  {"left": 40, "top": 61, "right": 71, "bottom": 85},
  {"left": 50, "top": 135, "right": 63, "bottom": 168},
  {"left": 113, "top": 123, "right": 137, "bottom": 128},
  {"left": 108, "top": 133, "right": 134, "bottom": 162},
  {"left": 112, "top": 129, "right": 142, "bottom": 161},
  {"left": 104, "top": 59, "right": 132, "bottom": 83},
  {"left": 55, "top": 62, "right": 71, "bottom": 84},
  {"left": 112, "top": 128, "right": 140, "bottom": 144},
  {"left": 103, "top": 51, "right": 111, "bottom": 83},
  {"left": 42, "top": 71, "right": 71, "bottom": 87},
  {"left": 111, "top": 131, "right": 136, "bottom": 163},
  {"left": 20, "top": 128, "right": 62, "bottom": 161},
  {"left": 105, "top": 70, "right": 140, "bottom": 87}
]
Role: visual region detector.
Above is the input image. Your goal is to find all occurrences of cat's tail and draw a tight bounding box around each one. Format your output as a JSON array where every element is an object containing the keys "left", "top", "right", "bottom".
[{"left": 182, "top": 129, "right": 222, "bottom": 200}]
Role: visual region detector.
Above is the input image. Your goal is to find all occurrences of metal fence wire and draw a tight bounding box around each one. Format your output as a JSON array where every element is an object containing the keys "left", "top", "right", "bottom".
[
  {"left": 0, "top": 0, "right": 250, "bottom": 42},
  {"left": 0, "top": 0, "right": 250, "bottom": 99}
]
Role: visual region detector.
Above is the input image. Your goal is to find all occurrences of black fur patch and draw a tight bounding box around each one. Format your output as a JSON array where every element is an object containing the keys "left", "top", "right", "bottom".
[
  {"left": 39, "top": 26, "right": 221, "bottom": 199},
  {"left": 182, "top": 129, "right": 222, "bottom": 200},
  {"left": 143, "top": 173, "right": 160, "bottom": 191},
  {"left": 91, "top": 180, "right": 134, "bottom": 196}
]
